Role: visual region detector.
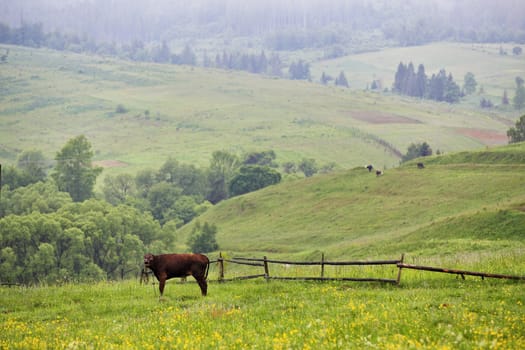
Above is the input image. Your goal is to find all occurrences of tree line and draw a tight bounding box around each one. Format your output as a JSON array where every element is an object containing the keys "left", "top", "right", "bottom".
[
  {"left": 0, "top": 20, "right": 350, "bottom": 83},
  {"left": 392, "top": 62, "right": 462, "bottom": 103},
  {"left": 2, "top": 0, "right": 523, "bottom": 47},
  {"left": 0, "top": 136, "right": 335, "bottom": 285},
  {"left": 392, "top": 62, "right": 525, "bottom": 109}
]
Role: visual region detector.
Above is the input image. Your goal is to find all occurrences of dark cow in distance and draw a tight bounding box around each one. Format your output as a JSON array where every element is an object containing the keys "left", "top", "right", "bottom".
[{"left": 144, "top": 253, "right": 209, "bottom": 297}]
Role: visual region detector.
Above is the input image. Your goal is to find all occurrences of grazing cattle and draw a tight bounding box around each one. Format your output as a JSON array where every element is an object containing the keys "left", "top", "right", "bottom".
[
  {"left": 366, "top": 164, "right": 373, "bottom": 172},
  {"left": 417, "top": 162, "right": 425, "bottom": 169},
  {"left": 144, "top": 253, "right": 209, "bottom": 297},
  {"left": 376, "top": 170, "right": 383, "bottom": 176}
]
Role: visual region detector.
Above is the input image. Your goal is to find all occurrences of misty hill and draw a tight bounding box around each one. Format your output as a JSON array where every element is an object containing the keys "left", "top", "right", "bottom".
[
  {"left": 0, "top": 44, "right": 516, "bottom": 180},
  {"left": 178, "top": 142, "right": 525, "bottom": 264}
]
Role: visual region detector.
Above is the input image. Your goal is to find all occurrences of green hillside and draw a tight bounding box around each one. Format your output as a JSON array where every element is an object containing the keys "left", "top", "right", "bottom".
[
  {"left": 179, "top": 142, "right": 525, "bottom": 271},
  {"left": 311, "top": 42, "right": 525, "bottom": 100},
  {"left": 0, "top": 44, "right": 518, "bottom": 184}
]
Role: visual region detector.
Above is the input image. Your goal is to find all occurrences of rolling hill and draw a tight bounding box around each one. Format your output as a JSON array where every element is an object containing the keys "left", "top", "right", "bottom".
[
  {"left": 310, "top": 42, "right": 525, "bottom": 99},
  {"left": 0, "top": 44, "right": 519, "bottom": 184},
  {"left": 178, "top": 142, "right": 525, "bottom": 272}
]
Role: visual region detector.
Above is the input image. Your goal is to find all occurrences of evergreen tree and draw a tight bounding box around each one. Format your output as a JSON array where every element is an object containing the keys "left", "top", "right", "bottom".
[
  {"left": 335, "top": 71, "right": 349, "bottom": 87},
  {"left": 415, "top": 64, "right": 427, "bottom": 98},
  {"left": 444, "top": 73, "right": 461, "bottom": 103},
  {"left": 427, "top": 71, "right": 444, "bottom": 101},
  {"left": 393, "top": 62, "right": 407, "bottom": 93},
  {"left": 176, "top": 44, "right": 196, "bottom": 65},
  {"left": 202, "top": 51, "right": 212, "bottom": 67},
  {"left": 513, "top": 76, "right": 525, "bottom": 109},
  {"left": 480, "top": 98, "right": 493, "bottom": 109},
  {"left": 403, "top": 62, "right": 416, "bottom": 96},
  {"left": 502, "top": 89, "right": 510, "bottom": 105},
  {"left": 153, "top": 40, "right": 171, "bottom": 63},
  {"left": 289, "top": 60, "right": 310, "bottom": 80},
  {"left": 320, "top": 72, "right": 332, "bottom": 85},
  {"left": 258, "top": 50, "right": 268, "bottom": 73},
  {"left": 463, "top": 72, "right": 477, "bottom": 95},
  {"left": 268, "top": 53, "right": 282, "bottom": 76}
]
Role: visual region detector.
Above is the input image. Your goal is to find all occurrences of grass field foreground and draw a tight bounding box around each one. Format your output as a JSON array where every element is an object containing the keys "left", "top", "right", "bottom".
[{"left": 1, "top": 278, "right": 524, "bottom": 349}]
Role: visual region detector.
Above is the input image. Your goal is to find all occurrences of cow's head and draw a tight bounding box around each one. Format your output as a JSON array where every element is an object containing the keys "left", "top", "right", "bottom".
[{"left": 144, "top": 253, "right": 155, "bottom": 267}]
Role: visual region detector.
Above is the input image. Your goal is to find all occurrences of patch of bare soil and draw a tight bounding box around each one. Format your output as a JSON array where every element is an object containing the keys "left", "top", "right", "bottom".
[
  {"left": 456, "top": 128, "right": 508, "bottom": 145},
  {"left": 351, "top": 111, "right": 421, "bottom": 124},
  {"left": 92, "top": 160, "right": 128, "bottom": 168}
]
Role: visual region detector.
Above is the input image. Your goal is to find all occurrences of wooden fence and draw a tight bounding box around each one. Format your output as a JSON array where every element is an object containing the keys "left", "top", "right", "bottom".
[
  {"left": 211, "top": 253, "right": 405, "bottom": 284},
  {"left": 206, "top": 253, "right": 525, "bottom": 285}
]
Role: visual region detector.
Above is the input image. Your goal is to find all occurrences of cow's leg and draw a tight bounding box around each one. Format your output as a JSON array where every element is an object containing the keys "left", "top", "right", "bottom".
[
  {"left": 195, "top": 277, "right": 207, "bottom": 296},
  {"left": 158, "top": 274, "right": 167, "bottom": 296}
]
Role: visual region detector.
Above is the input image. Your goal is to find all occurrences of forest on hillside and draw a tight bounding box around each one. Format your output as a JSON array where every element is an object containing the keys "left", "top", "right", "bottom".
[{"left": 1, "top": 0, "right": 524, "bottom": 48}]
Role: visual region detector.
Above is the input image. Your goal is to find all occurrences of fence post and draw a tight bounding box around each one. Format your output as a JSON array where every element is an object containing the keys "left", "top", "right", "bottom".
[
  {"left": 218, "top": 252, "right": 224, "bottom": 283},
  {"left": 396, "top": 253, "right": 405, "bottom": 285},
  {"left": 263, "top": 256, "right": 270, "bottom": 281},
  {"left": 321, "top": 252, "right": 325, "bottom": 278}
]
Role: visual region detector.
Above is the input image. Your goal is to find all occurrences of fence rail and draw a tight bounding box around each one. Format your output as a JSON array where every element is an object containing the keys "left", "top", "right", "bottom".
[
  {"left": 215, "top": 253, "right": 405, "bottom": 284},
  {"left": 397, "top": 263, "right": 525, "bottom": 281},
  {"left": 208, "top": 253, "right": 524, "bottom": 285}
]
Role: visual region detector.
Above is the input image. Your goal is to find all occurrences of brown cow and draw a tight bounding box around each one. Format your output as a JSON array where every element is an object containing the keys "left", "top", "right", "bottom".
[{"left": 143, "top": 253, "right": 209, "bottom": 297}]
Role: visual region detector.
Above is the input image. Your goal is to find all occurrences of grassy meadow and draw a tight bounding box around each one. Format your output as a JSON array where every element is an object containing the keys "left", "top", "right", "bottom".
[
  {"left": 0, "top": 43, "right": 520, "bottom": 184},
  {"left": 1, "top": 43, "right": 525, "bottom": 349},
  {"left": 178, "top": 143, "right": 525, "bottom": 269},
  {"left": 1, "top": 277, "right": 524, "bottom": 349},
  {"left": 1, "top": 143, "right": 524, "bottom": 349}
]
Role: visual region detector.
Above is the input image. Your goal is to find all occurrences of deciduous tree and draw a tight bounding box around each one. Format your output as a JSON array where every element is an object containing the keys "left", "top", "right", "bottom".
[
  {"left": 52, "top": 135, "right": 102, "bottom": 202},
  {"left": 401, "top": 142, "right": 433, "bottom": 162},
  {"left": 507, "top": 114, "right": 525, "bottom": 143},
  {"left": 298, "top": 158, "right": 318, "bottom": 177},
  {"left": 207, "top": 151, "right": 240, "bottom": 204},
  {"left": 187, "top": 221, "right": 219, "bottom": 253},
  {"left": 229, "top": 165, "right": 281, "bottom": 196}
]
